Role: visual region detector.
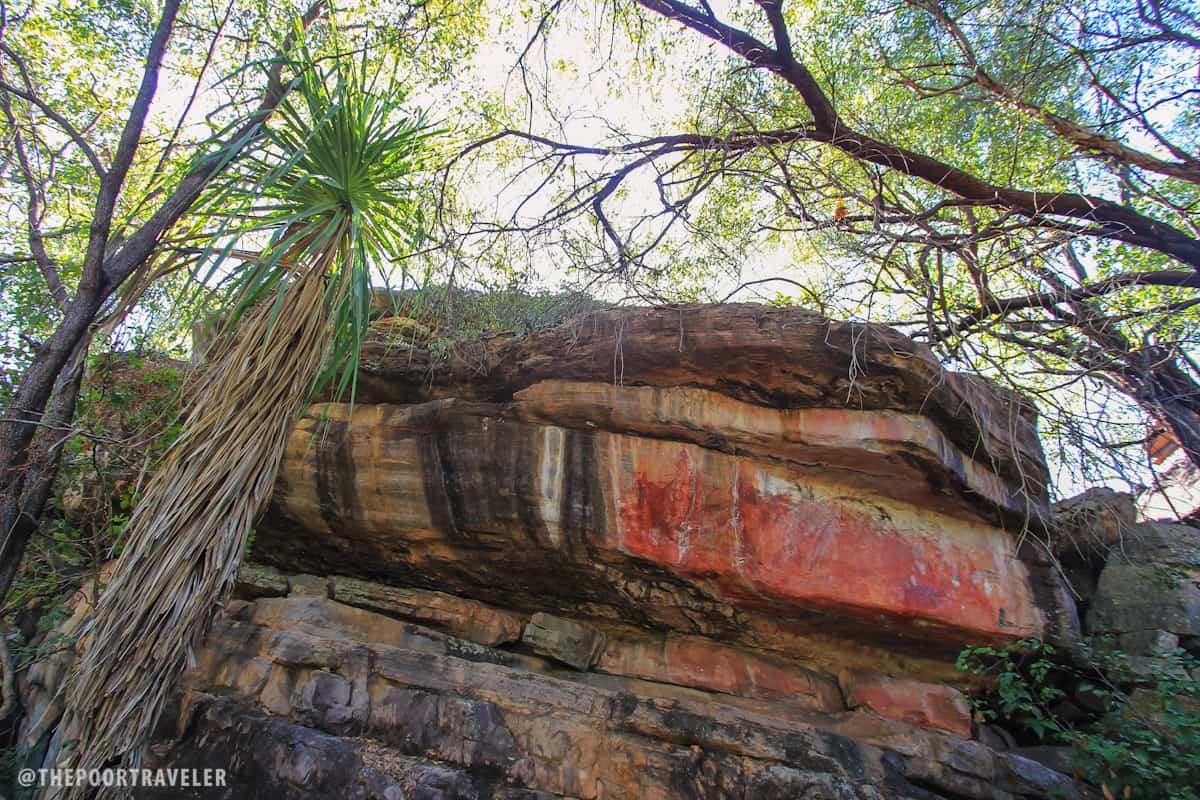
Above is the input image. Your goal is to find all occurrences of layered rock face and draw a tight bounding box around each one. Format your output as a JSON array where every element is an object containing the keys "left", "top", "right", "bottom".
[{"left": 31, "top": 305, "right": 1088, "bottom": 798}]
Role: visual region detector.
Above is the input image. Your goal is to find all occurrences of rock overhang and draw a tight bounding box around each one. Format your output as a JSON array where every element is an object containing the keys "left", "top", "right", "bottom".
[
  {"left": 353, "top": 304, "right": 1051, "bottom": 529},
  {"left": 18, "top": 303, "right": 1098, "bottom": 800},
  {"left": 260, "top": 304, "right": 1073, "bottom": 664}
]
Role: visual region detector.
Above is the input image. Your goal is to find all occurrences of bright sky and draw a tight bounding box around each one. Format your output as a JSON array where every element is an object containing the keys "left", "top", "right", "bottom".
[{"left": 139, "top": 0, "right": 852, "bottom": 309}]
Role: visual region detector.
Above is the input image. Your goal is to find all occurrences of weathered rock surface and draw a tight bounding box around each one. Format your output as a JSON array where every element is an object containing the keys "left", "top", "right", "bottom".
[
  {"left": 133, "top": 589, "right": 1090, "bottom": 799},
  {"left": 522, "top": 612, "right": 606, "bottom": 670},
  {"left": 839, "top": 670, "right": 972, "bottom": 737},
  {"left": 1088, "top": 522, "right": 1200, "bottom": 640},
  {"left": 19, "top": 305, "right": 1092, "bottom": 799},
  {"left": 353, "top": 305, "right": 1051, "bottom": 519},
  {"left": 1051, "top": 488, "right": 1137, "bottom": 558},
  {"left": 261, "top": 397, "right": 1062, "bottom": 658}
]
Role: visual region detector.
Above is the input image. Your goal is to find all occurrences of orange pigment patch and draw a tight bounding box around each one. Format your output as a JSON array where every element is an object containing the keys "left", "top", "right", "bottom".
[
  {"left": 613, "top": 442, "right": 1038, "bottom": 642},
  {"left": 840, "top": 669, "right": 972, "bottom": 736}
]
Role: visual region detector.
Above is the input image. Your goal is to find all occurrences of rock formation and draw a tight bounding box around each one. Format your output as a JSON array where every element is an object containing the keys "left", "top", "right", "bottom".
[
  {"left": 1087, "top": 521, "right": 1200, "bottom": 672},
  {"left": 20, "top": 304, "right": 1090, "bottom": 799}
]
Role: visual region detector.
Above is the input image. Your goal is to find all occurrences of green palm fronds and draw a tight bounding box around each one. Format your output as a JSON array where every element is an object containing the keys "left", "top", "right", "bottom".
[
  {"left": 201, "top": 29, "right": 436, "bottom": 398},
  {"left": 53, "top": 26, "right": 435, "bottom": 790}
]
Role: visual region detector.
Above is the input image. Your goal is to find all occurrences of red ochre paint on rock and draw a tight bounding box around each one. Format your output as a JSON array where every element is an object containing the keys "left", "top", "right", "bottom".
[{"left": 609, "top": 437, "right": 1040, "bottom": 643}]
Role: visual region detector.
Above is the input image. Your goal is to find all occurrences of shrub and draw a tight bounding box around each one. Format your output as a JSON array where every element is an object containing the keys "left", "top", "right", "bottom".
[{"left": 958, "top": 638, "right": 1200, "bottom": 799}]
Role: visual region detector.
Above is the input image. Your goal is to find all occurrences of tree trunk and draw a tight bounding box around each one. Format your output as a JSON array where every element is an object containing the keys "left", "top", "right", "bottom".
[
  {"left": 1134, "top": 349, "right": 1200, "bottom": 471},
  {"left": 0, "top": 321, "right": 95, "bottom": 606}
]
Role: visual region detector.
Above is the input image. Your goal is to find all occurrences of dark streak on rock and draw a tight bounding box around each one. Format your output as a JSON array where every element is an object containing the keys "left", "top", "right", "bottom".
[
  {"left": 314, "top": 419, "right": 358, "bottom": 533},
  {"left": 561, "top": 428, "right": 606, "bottom": 551},
  {"left": 420, "top": 429, "right": 463, "bottom": 539}
]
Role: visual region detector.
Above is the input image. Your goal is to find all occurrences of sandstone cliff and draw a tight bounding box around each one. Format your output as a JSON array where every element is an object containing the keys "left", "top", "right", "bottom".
[{"left": 20, "top": 304, "right": 1091, "bottom": 799}]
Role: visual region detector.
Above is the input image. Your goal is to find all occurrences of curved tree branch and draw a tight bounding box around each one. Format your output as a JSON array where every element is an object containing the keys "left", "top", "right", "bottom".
[
  {"left": 0, "top": 0, "right": 329, "bottom": 607},
  {"left": 629, "top": 0, "right": 1200, "bottom": 269},
  {"left": 908, "top": 0, "right": 1200, "bottom": 184}
]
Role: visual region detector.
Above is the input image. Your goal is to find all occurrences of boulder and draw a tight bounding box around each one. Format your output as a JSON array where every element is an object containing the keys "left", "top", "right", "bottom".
[
  {"left": 838, "top": 670, "right": 972, "bottom": 736},
  {"left": 1117, "top": 629, "right": 1180, "bottom": 658},
  {"left": 1051, "top": 488, "right": 1137, "bottom": 557},
  {"left": 1087, "top": 523, "right": 1200, "bottom": 638},
  {"left": 521, "top": 612, "right": 606, "bottom": 670}
]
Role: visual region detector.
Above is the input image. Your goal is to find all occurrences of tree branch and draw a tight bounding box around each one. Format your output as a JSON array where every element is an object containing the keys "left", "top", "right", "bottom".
[
  {"left": 909, "top": 0, "right": 1200, "bottom": 184},
  {"left": 0, "top": 59, "right": 107, "bottom": 176},
  {"left": 0, "top": 84, "right": 68, "bottom": 310},
  {"left": 630, "top": 0, "right": 1200, "bottom": 269},
  {"left": 78, "top": 0, "right": 182, "bottom": 300},
  {"left": 100, "top": 0, "right": 328, "bottom": 289},
  {"left": 938, "top": 270, "right": 1200, "bottom": 342}
]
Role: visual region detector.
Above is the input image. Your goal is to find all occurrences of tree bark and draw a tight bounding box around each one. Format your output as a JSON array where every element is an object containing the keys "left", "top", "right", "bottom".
[
  {"left": 0, "top": 328, "right": 92, "bottom": 606},
  {"left": 1129, "top": 350, "right": 1200, "bottom": 471},
  {"left": 0, "top": 0, "right": 326, "bottom": 606}
]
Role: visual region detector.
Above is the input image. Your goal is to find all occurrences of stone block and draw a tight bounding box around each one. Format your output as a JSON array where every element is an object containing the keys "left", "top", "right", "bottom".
[
  {"left": 1117, "top": 629, "right": 1180, "bottom": 658},
  {"left": 1117, "top": 522, "right": 1200, "bottom": 566},
  {"left": 1052, "top": 487, "right": 1136, "bottom": 556},
  {"left": 234, "top": 562, "right": 289, "bottom": 599},
  {"left": 1087, "top": 563, "right": 1200, "bottom": 636},
  {"left": 839, "top": 670, "right": 972, "bottom": 736},
  {"left": 331, "top": 575, "right": 524, "bottom": 647},
  {"left": 1124, "top": 656, "right": 1190, "bottom": 681},
  {"left": 288, "top": 573, "right": 332, "bottom": 598},
  {"left": 1009, "top": 745, "right": 1076, "bottom": 777},
  {"left": 295, "top": 669, "right": 355, "bottom": 728},
  {"left": 994, "top": 752, "right": 1081, "bottom": 799},
  {"left": 596, "top": 632, "right": 844, "bottom": 711},
  {"left": 522, "top": 613, "right": 605, "bottom": 670}
]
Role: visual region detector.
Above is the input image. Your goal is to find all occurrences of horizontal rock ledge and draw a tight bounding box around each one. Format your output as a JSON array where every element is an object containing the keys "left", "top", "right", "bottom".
[
  {"left": 259, "top": 398, "right": 1058, "bottom": 659},
  {"left": 354, "top": 304, "right": 1049, "bottom": 515},
  {"left": 512, "top": 380, "right": 1040, "bottom": 529}
]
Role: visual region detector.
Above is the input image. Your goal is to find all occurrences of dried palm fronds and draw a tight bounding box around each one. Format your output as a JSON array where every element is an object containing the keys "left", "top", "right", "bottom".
[
  {"left": 54, "top": 252, "right": 340, "bottom": 783},
  {"left": 51, "top": 26, "right": 434, "bottom": 794}
]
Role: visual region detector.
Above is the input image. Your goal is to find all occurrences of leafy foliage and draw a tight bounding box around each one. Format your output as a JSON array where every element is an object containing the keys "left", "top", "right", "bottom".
[
  {"left": 958, "top": 637, "right": 1200, "bottom": 799},
  {"left": 436, "top": 0, "right": 1200, "bottom": 491},
  {"left": 1, "top": 353, "right": 184, "bottom": 619},
  {"left": 195, "top": 21, "right": 438, "bottom": 399}
]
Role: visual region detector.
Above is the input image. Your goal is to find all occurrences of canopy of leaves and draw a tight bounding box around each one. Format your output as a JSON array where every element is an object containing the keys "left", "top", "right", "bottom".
[
  {"left": 431, "top": 0, "right": 1200, "bottom": 491},
  {"left": 3, "top": 0, "right": 1199, "bottom": 491}
]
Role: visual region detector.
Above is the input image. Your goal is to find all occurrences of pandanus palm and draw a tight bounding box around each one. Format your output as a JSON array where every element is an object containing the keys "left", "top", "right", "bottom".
[{"left": 53, "top": 38, "right": 434, "bottom": 789}]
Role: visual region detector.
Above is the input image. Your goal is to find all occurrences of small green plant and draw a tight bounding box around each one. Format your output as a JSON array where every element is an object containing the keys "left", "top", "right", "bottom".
[
  {"left": 1147, "top": 563, "right": 1200, "bottom": 592},
  {"left": 11, "top": 609, "right": 78, "bottom": 674},
  {"left": 958, "top": 638, "right": 1200, "bottom": 799},
  {"left": 957, "top": 638, "right": 1068, "bottom": 738},
  {"left": 3, "top": 355, "right": 182, "bottom": 635}
]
